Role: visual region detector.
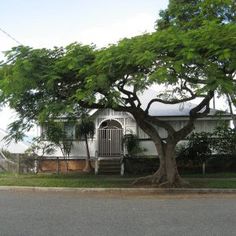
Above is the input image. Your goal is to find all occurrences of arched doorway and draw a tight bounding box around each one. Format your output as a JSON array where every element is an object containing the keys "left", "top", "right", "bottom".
[{"left": 98, "top": 120, "right": 123, "bottom": 157}]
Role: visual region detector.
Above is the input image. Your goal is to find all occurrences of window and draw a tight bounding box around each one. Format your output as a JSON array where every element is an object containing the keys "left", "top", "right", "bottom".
[
  {"left": 64, "top": 123, "right": 76, "bottom": 140},
  {"left": 40, "top": 122, "right": 76, "bottom": 141}
]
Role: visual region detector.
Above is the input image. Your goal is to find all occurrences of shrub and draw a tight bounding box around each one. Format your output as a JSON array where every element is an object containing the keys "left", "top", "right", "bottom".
[
  {"left": 123, "top": 134, "right": 146, "bottom": 157},
  {"left": 211, "top": 125, "right": 236, "bottom": 154},
  {"left": 176, "top": 132, "right": 212, "bottom": 163}
]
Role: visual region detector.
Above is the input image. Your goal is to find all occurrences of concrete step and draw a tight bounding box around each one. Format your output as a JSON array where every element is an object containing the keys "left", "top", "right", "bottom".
[
  {"left": 99, "top": 167, "right": 121, "bottom": 171},
  {"left": 97, "top": 169, "right": 121, "bottom": 173},
  {"left": 97, "top": 158, "right": 122, "bottom": 175},
  {"left": 98, "top": 161, "right": 120, "bottom": 166}
]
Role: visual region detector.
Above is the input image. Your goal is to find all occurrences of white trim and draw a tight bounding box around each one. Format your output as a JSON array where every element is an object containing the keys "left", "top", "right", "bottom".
[{"left": 97, "top": 118, "right": 124, "bottom": 129}]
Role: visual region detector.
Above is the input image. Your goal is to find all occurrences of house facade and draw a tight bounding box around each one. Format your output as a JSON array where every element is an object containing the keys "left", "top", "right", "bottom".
[{"left": 39, "top": 103, "right": 231, "bottom": 173}]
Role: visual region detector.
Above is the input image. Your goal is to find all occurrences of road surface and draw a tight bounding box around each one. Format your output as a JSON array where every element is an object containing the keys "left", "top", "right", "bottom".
[{"left": 0, "top": 190, "right": 236, "bottom": 236}]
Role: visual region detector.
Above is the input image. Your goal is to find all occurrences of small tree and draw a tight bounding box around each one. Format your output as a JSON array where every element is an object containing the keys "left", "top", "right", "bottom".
[
  {"left": 188, "top": 132, "right": 212, "bottom": 160},
  {"left": 211, "top": 125, "right": 236, "bottom": 155},
  {"left": 44, "top": 121, "right": 74, "bottom": 173},
  {"left": 25, "top": 137, "right": 56, "bottom": 173},
  {"left": 177, "top": 132, "right": 212, "bottom": 174},
  {"left": 76, "top": 115, "right": 95, "bottom": 173}
]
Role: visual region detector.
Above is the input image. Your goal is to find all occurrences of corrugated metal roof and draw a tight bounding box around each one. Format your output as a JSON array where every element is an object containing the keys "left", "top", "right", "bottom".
[
  {"left": 139, "top": 89, "right": 229, "bottom": 117},
  {"left": 147, "top": 102, "right": 221, "bottom": 117},
  {"left": 90, "top": 89, "right": 229, "bottom": 118}
]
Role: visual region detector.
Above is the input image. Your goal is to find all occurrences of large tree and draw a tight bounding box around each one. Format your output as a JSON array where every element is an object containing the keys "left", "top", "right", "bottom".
[{"left": 0, "top": 0, "right": 235, "bottom": 187}]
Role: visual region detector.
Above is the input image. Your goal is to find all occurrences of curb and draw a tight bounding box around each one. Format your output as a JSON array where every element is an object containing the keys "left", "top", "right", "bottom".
[{"left": 1, "top": 186, "right": 236, "bottom": 194}]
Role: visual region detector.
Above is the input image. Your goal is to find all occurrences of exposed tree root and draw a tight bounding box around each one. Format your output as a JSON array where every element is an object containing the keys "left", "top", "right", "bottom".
[
  {"left": 158, "top": 178, "right": 189, "bottom": 188},
  {"left": 132, "top": 170, "right": 189, "bottom": 188},
  {"left": 132, "top": 174, "right": 155, "bottom": 185},
  {"left": 132, "top": 169, "right": 167, "bottom": 186}
]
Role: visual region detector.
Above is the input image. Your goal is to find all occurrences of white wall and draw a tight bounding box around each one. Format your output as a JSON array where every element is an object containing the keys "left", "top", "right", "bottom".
[
  {"left": 42, "top": 109, "right": 229, "bottom": 159},
  {"left": 44, "top": 139, "right": 97, "bottom": 159}
]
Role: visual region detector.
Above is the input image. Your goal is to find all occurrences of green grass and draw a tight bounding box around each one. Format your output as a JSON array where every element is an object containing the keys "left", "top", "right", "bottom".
[
  {"left": 184, "top": 173, "right": 236, "bottom": 188},
  {"left": 1, "top": 172, "right": 236, "bottom": 188},
  {"left": 183, "top": 172, "right": 236, "bottom": 178},
  {"left": 187, "top": 178, "right": 236, "bottom": 188},
  {"left": 0, "top": 172, "right": 135, "bottom": 188}
]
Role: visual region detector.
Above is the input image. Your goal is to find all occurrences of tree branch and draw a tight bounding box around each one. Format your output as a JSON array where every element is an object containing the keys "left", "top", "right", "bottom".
[
  {"left": 174, "top": 90, "right": 214, "bottom": 142},
  {"left": 118, "top": 85, "right": 141, "bottom": 108},
  {"left": 145, "top": 116, "right": 176, "bottom": 135},
  {"left": 132, "top": 112, "right": 164, "bottom": 148},
  {"left": 145, "top": 95, "right": 196, "bottom": 114},
  {"left": 78, "top": 100, "right": 138, "bottom": 114},
  {"left": 189, "top": 91, "right": 214, "bottom": 119}
]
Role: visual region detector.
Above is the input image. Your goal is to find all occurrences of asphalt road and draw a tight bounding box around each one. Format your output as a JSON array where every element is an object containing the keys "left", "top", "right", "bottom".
[{"left": 0, "top": 190, "right": 236, "bottom": 236}]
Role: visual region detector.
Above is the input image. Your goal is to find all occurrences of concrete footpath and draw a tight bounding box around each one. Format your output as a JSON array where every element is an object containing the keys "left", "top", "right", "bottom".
[{"left": 1, "top": 186, "right": 236, "bottom": 195}]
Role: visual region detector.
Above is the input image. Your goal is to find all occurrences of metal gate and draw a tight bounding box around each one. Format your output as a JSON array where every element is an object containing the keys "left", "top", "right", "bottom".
[{"left": 98, "top": 128, "right": 123, "bottom": 157}]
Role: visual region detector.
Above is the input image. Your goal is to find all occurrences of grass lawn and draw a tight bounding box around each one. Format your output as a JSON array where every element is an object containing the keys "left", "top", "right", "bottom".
[
  {"left": 187, "top": 178, "right": 236, "bottom": 189},
  {"left": 185, "top": 172, "right": 236, "bottom": 188},
  {"left": 0, "top": 173, "right": 135, "bottom": 188},
  {"left": 1, "top": 172, "right": 236, "bottom": 188}
]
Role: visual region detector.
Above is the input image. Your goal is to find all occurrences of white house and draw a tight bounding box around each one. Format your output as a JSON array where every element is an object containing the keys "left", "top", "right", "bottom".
[{"left": 39, "top": 102, "right": 231, "bottom": 173}]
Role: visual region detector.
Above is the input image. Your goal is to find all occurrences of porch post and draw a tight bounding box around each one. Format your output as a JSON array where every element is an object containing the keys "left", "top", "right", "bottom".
[{"left": 95, "top": 150, "right": 98, "bottom": 175}]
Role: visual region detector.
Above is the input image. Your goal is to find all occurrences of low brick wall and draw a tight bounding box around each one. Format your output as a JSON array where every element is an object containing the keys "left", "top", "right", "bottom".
[{"left": 39, "top": 159, "right": 95, "bottom": 173}]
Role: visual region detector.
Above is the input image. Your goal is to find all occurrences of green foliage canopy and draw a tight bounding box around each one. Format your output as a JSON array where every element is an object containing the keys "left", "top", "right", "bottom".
[{"left": 0, "top": 0, "right": 235, "bottom": 141}]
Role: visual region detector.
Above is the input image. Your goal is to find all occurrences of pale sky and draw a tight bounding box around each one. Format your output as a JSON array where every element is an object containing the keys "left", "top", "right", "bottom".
[
  {"left": 0, "top": 0, "right": 169, "bottom": 58},
  {"left": 0, "top": 0, "right": 169, "bottom": 134}
]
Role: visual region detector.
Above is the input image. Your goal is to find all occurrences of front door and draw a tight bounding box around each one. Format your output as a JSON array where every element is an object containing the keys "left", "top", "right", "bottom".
[{"left": 98, "top": 128, "right": 123, "bottom": 157}]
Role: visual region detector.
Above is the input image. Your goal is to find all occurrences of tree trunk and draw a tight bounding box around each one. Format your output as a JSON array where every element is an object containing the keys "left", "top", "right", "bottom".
[
  {"left": 83, "top": 135, "right": 93, "bottom": 173},
  {"left": 133, "top": 142, "right": 188, "bottom": 187},
  {"left": 130, "top": 106, "right": 204, "bottom": 187},
  {"left": 60, "top": 147, "right": 69, "bottom": 173}
]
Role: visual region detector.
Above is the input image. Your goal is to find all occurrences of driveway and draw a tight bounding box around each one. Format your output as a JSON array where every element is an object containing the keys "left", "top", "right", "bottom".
[{"left": 0, "top": 190, "right": 236, "bottom": 236}]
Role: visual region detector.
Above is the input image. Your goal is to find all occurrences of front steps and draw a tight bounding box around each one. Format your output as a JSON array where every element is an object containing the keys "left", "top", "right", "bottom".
[{"left": 95, "top": 158, "right": 124, "bottom": 175}]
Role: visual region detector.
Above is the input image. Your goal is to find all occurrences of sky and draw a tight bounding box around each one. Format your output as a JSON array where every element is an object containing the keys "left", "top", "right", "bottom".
[
  {"left": 0, "top": 0, "right": 168, "bottom": 56},
  {"left": 0, "top": 0, "right": 169, "bottom": 135}
]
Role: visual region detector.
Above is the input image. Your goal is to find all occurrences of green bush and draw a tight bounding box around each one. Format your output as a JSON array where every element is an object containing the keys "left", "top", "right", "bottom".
[
  {"left": 176, "top": 132, "right": 212, "bottom": 163},
  {"left": 211, "top": 125, "right": 236, "bottom": 154},
  {"left": 176, "top": 126, "right": 236, "bottom": 174},
  {"left": 123, "top": 134, "right": 146, "bottom": 157}
]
